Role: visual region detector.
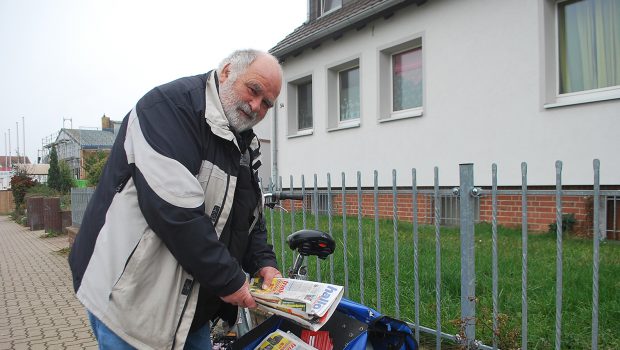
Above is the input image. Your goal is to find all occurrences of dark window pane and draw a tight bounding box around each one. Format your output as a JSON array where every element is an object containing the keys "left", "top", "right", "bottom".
[{"left": 297, "top": 81, "right": 313, "bottom": 130}]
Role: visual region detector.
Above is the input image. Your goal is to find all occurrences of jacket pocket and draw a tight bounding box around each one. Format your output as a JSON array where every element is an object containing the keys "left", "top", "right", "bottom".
[
  {"left": 197, "top": 160, "right": 233, "bottom": 236},
  {"left": 107, "top": 229, "right": 193, "bottom": 349}
]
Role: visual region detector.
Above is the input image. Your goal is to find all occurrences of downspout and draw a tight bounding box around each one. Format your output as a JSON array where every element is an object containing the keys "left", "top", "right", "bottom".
[{"left": 271, "top": 100, "right": 279, "bottom": 190}]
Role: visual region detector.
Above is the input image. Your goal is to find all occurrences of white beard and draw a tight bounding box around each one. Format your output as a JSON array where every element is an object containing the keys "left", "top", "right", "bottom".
[{"left": 220, "top": 78, "right": 259, "bottom": 133}]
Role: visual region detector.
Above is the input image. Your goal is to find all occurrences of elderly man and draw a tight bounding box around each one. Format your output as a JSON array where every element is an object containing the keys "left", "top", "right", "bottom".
[{"left": 69, "top": 49, "right": 283, "bottom": 349}]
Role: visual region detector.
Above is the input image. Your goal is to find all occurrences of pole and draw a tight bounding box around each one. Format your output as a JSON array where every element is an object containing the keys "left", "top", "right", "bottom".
[
  {"left": 8, "top": 128, "right": 11, "bottom": 168},
  {"left": 22, "top": 116, "right": 26, "bottom": 164},
  {"left": 16, "top": 122, "right": 20, "bottom": 165},
  {"left": 459, "top": 163, "right": 476, "bottom": 348}
]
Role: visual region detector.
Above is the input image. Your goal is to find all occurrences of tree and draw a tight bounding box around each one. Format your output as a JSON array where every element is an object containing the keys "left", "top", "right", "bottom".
[
  {"left": 58, "top": 160, "right": 75, "bottom": 194},
  {"left": 83, "top": 151, "right": 109, "bottom": 187},
  {"left": 47, "top": 146, "right": 60, "bottom": 191},
  {"left": 10, "top": 170, "right": 37, "bottom": 215}
]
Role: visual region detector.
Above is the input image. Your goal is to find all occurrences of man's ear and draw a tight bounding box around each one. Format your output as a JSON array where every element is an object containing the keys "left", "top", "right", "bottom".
[{"left": 220, "top": 63, "right": 231, "bottom": 84}]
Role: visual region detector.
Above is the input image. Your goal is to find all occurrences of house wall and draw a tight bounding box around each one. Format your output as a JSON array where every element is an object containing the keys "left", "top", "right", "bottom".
[
  {"left": 274, "top": 0, "right": 620, "bottom": 188},
  {"left": 253, "top": 110, "right": 273, "bottom": 189},
  {"left": 56, "top": 131, "right": 81, "bottom": 177}
]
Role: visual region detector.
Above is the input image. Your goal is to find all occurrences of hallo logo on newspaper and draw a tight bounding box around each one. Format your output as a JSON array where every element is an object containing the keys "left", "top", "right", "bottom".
[
  {"left": 275, "top": 279, "right": 289, "bottom": 293},
  {"left": 312, "top": 285, "right": 338, "bottom": 310}
]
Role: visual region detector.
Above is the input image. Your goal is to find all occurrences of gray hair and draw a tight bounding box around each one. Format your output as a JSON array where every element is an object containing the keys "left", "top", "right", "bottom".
[{"left": 217, "top": 49, "right": 281, "bottom": 82}]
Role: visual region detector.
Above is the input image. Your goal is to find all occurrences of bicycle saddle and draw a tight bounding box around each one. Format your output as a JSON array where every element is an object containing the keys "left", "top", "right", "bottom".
[{"left": 286, "top": 229, "right": 335, "bottom": 259}]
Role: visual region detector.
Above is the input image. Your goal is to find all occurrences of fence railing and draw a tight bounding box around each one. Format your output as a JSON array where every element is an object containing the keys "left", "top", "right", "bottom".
[
  {"left": 266, "top": 160, "right": 618, "bottom": 350},
  {"left": 69, "top": 161, "right": 619, "bottom": 349},
  {"left": 70, "top": 187, "right": 94, "bottom": 226}
]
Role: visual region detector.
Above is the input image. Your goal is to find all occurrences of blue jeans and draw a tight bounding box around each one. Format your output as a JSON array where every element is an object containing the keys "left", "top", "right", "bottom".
[{"left": 88, "top": 311, "right": 212, "bottom": 350}]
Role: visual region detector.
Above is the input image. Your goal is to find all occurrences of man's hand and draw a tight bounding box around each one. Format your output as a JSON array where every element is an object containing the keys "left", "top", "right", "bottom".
[
  {"left": 257, "top": 266, "right": 282, "bottom": 289},
  {"left": 220, "top": 280, "right": 257, "bottom": 308}
]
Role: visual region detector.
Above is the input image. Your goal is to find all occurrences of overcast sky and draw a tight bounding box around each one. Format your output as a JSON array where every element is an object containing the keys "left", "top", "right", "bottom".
[{"left": 0, "top": 0, "right": 306, "bottom": 162}]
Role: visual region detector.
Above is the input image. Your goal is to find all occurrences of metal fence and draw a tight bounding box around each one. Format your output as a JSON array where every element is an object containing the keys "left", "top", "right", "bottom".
[
  {"left": 68, "top": 161, "right": 619, "bottom": 349},
  {"left": 70, "top": 187, "right": 94, "bottom": 226},
  {"left": 266, "top": 160, "right": 619, "bottom": 350}
]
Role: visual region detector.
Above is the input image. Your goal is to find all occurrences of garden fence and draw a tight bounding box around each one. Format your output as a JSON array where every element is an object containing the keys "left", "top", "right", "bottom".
[{"left": 266, "top": 160, "right": 618, "bottom": 350}]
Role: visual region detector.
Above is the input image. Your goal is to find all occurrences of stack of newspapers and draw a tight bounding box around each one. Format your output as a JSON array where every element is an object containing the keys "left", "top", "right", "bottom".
[
  {"left": 254, "top": 329, "right": 318, "bottom": 350},
  {"left": 249, "top": 277, "right": 344, "bottom": 331}
]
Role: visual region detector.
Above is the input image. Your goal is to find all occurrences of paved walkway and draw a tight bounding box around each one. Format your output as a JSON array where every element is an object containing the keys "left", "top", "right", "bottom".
[{"left": 0, "top": 216, "right": 97, "bottom": 349}]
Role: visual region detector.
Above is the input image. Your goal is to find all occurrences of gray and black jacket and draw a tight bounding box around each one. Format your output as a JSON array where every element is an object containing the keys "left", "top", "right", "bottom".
[{"left": 68, "top": 71, "right": 277, "bottom": 349}]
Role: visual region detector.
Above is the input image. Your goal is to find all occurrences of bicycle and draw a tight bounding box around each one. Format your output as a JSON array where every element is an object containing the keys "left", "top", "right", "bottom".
[
  {"left": 212, "top": 191, "right": 334, "bottom": 348},
  {"left": 213, "top": 192, "right": 417, "bottom": 350}
]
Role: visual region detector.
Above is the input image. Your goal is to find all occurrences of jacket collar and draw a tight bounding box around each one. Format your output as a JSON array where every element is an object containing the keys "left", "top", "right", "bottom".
[
  {"left": 204, "top": 71, "right": 261, "bottom": 155},
  {"left": 204, "top": 71, "right": 239, "bottom": 148}
]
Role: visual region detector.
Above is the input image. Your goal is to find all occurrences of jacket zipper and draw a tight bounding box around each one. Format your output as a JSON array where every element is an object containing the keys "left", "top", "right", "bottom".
[
  {"left": 171, "top": 279, "right": 195, "bottom": 349},
  {"left": 212, "top": 174, "right": 231, "bottom": 228},
  {"left": 116, "top": 174, "right": 131, "bottom": 193}
]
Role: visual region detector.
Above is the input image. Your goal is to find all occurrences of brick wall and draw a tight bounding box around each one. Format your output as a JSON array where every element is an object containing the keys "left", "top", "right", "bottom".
[
  {"left": 281, "top": 190, "right": 593, "bottom": 234},
  {"left": 478, "top": 195, "right": 592, "bottom": 232}
]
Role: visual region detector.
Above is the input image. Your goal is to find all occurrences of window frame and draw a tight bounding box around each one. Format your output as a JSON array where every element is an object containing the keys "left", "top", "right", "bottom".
[
  {"left": 297, "top": 80, "right": 313, "bottom": 131},
  {"left": 543, "top": 0, "right": 620, "bottom": 108},
  {"left": 326, "top": 57, "right": 361, "bottom": 132},
  {"left": 378, "top": 35, "right": 424, "bottom": 122},
  {"left": 319, "top": 0, "right": 342, "bottom": 17},
  {"left": 390, "top": 46, "right": 423, "bottom": 116},
  {"left": 337, "top": 66, "right": 361, "bottom": 126},
  {"left": 286, "top": 74, "right": 314, "bottom": 138}
]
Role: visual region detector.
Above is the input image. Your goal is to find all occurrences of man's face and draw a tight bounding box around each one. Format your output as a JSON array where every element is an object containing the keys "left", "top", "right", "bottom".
[{"left": 220, "top": 55, "right": 282, "bottom": 133}]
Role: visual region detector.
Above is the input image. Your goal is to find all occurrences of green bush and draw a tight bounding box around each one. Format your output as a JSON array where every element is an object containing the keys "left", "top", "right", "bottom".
[
  {"left": 10, "top": 170, "right": 37, "bottom": 215},
  {"left": 60, "top": 194, "right": 71, "bottom": 211},
  {"left": 47, "top": 146, "right": 60, "bottom": 191},
  {"left": 83, "top": 151, "right": 109, "bottom": 187},
  {"left": 26, "top": 184, "right": 60, "bottom": 197},
  {"left": 57, "top": 161, "right": 74, "bottom": 194},
  {"left": 548, "top": 213, "right": 577, "bottom": 234}
]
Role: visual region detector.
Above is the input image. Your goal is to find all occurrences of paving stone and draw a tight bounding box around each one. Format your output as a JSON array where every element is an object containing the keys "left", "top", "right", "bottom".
[
  {"left": 11, "top": 343, "right": 30, "bottom": 350},
  {"left": 0, "top": 216, "right": 97, "bottom": 348}
]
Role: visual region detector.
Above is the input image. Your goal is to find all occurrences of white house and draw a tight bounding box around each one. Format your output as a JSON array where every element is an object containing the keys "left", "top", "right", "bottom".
[{"left": 269, "top": 0, "right": 619, "bottom": 188}]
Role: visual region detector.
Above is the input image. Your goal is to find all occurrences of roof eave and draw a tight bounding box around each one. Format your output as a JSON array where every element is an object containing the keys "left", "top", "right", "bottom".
[{"left": 271, "top": 0, "right": 424, "bottom": 60}]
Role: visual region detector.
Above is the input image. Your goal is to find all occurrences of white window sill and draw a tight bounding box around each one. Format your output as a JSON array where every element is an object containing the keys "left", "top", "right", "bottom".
[
  {"left": 327, "top": 120, "right": 360, "bottom": 132},
  {"left": 379, "top": 108, "right": 423, "bottom": 123},
  {"left": 287, "top": 129, "right": 313, "bottom": 139},
  {"left": 544, "top": 87, "right": 620, "bottom": 109}
]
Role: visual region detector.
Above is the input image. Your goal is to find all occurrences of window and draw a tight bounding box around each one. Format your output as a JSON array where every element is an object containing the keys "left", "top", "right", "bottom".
[
  {"left": 320, "top": 0, "right": 342, "bottom": 16},
  {"left": 286, "top": 75, "right": 313, "bottom": 137},
  {"left": 339, "top": 67, "right": 360, "bottom": 122},
  {"left": 558, "top": 0, "right": 620, "bottom": 94},
  {"left": 327, "top": 58, "right": 361, "bottom": 131},
  {"left": 392, "top": 48, "right": 423, "bottom": 111},
  {"left": 543, "top": 0, "right": 620, "bottom": 107},
  {"left": 378, "top": 36, "right": 423, "bottom": 121},
  {"left": 298, "top": 81, "right": 313, "bottom": 130}
]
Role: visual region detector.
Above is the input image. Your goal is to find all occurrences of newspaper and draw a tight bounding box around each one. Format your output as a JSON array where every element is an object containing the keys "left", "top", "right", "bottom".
[
  {"left": 249, "top": 277, "right": 344, "bottom": 331},
  {"left": 254, "top": 329, "right": 318, "bottom": 350}
]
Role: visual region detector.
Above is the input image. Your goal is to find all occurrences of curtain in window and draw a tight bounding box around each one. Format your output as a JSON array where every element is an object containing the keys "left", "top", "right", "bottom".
[
  {"left": 339, "top": 68, "right": 360, "bottom": 121},
  {"left": 392, "top": 48, "right": 423, "bottom": 111},
  {"left": 559, "top": 0, "right": 620, "bottom": 93},
  {"left": 298, "top": 82, "right": 313, "bottom": 130}
]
